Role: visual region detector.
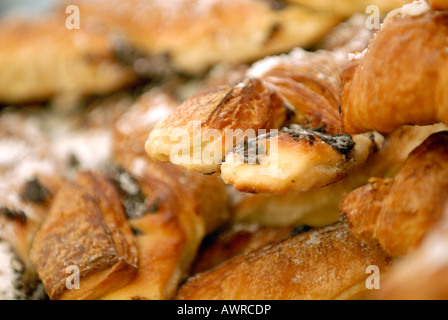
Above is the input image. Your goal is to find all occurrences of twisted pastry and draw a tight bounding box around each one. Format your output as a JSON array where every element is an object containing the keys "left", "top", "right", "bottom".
[
  {"left": 340, "top": 131, "right": 448, "bottom": 257},
  {"left": 176, "top": 223, "right": 391, "bottom": 300},
  {"left": 26, "top": 88, "right": 230, "bottom": 300},
  {"left": 341, "top": 2, "right": 448, "bottom": 133},
  {"left": 147, "top": 48, "right": 383, "bottom": 193}
]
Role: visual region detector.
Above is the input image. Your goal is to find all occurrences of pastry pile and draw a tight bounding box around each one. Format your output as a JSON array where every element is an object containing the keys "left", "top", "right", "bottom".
[{"left": 1, "top": 0, "right": 447, "bottom": 300}]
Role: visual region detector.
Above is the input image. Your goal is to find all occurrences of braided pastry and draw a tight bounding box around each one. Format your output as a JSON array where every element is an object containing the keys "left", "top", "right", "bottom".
[
  {"left": 340, "top": 131, "right": 448, "bottom": 257},
  {"left": 341, "top": 2, "right": 448, "bottom": 133}
]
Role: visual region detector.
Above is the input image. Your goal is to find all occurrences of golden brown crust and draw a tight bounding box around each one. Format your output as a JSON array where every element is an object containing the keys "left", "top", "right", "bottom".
[
  {"left": 0, "top": 15, "right": 136, "bottom": 104},
  {"left": 378, "top": 208, "right": 448, "bottom": 300},
  {"left": 30, "top": 171, "right": 138, "bottom": 300},
  {"left": 146, "top": 78, "right": 287, "bottom": 173},
  {"left": 256, "top": 49, "right": 345, "bottom": 133},
  {"left": 231, "top": 123, "right": 448, "bottom": 228},
  {"left": 99, "top": 90, "right": 230, "bottom": 300},
  {"left": 341, "top": 10, "right": 448, "bottom": 133},
  {"left": 340, "top": 131, "right": 448, "bottom": 257},
  {"left": 191, "top": 224, "right": 294, "bottom": 274},
  {"left": 284, "top": 0, "right": 412, "bottom": 17},
  {"left": 70, "top": 0, "right": 340, "bottom": 74},
  {"left": 176, "top": 223, "right": 392, "bottom": 300},
  {"left": 428, "top": 0, "right": 448, "bottom": 10}
]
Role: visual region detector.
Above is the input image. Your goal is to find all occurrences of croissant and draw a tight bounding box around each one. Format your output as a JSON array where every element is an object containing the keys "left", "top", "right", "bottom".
[
  {"left": 341, "top": 2, "right": 448, "bottom": 133},
  {"left": 176, "top": 222, "right": 392, "bottom": 300},
  {"left": 340, "top": 131, "right": 448, "bottom": 257}
]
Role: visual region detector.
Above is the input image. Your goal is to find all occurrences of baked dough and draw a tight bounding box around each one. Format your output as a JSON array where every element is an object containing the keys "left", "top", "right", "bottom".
[
  {"left": 146, "top": 47, "right": 385, "bottom": 193},
  {"left": 146, "top": 78, "right": 287, "bottom": 174},
  {"left": 428, "top": 0, "right": 448, "bottom": 10},
  {"left": 284, "top": 0, "right": 412, "bottom": 17},
  {"left": 70, "top": 0, "right": 341, "bottom": 74},
  {"left": 231, "top": 123, "right": 448, "bottom": 227},
  {"left": 191, "top": 224, "right": 295, "bottom": 275},
  {"left": 221, "top": 125, "right": 383, "bottom": 193},
  {"left": 0, "top": 15, "right": 136, "bottom": 104},
  {"left": 340, "top": 131, "right": 448, "bottom": 257},
  {"left": 30, "top": 171, "right": 139, "bottom": 300},
  {"left": 341, "top": 4, "right": 448, "bottom": 133},
  {"left": 100, "top": 89, "right": 230, "bottom": 300},
  {"left": 176, "top": 222, "right": 391, "bottom": 300},
  {"left": 378, "top": 206, "right": 448, "bottom": 300}
]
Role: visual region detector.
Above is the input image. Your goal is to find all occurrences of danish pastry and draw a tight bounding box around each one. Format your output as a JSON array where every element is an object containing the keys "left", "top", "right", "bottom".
[
  {"left": 147, "top": 47, "right": 384, "bottom": 193},
  {"left": 221, "top": 125, "right": 382, "bottom": 193},
  {"left": 340, "top": 131, "right": 448, "bottom": 257},
  {"left": 99, "top": 90, "right": 230, "bottom": 300}
]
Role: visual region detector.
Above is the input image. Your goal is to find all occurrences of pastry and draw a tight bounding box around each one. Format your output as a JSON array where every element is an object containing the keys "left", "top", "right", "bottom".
[
  {"left": 378, "top": 205, "right": 448, "bottom": 300},
  {"left": 428, "top": 0, "right": 448, "bottom": 10},
  {"left": 176, "top": 222, "right": 392, "bottom": 300},
  {"left": 191, "top": 224, "right": 296, "bottom": 274},
  {"left": 341, "top": 1, "right": 448, "bottom": 133},
  {"left": 30, "top": 171, "right": 139, "bottom": 300},
  {"left": 69, "top": 0, "right": 341, "bottom": 74},
  {"left": 220, "top": 125, "right": 382, "bottom": 193},
  {"left": 0, "top": 15, "right": 136, "bottom": 104},
  {"left": 231, "top": 123, "right": 448, "bottom": 227},
  {"left": 146, "top": 48, "right": 384, "bottom": 193},
  {"left": 340, "top": 131, "right": 448, "bottom": 257}
]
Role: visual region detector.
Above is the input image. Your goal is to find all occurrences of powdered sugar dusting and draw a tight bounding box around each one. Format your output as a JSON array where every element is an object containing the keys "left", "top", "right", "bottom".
[
  {"left": 384, "top": 0, "right": 430, "bottom": 25},
  {"left": 0, "top": 241, "right": 24, "bottom": 300}
]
